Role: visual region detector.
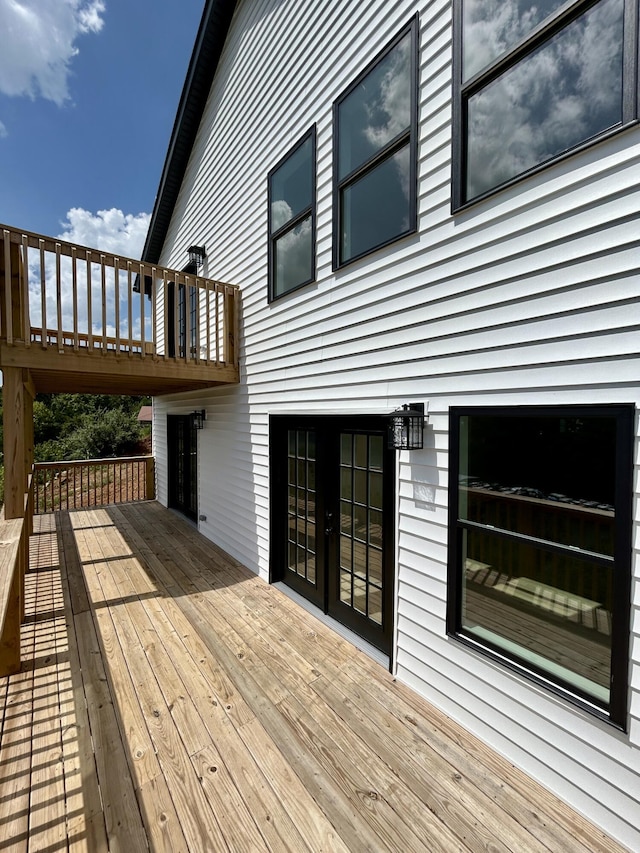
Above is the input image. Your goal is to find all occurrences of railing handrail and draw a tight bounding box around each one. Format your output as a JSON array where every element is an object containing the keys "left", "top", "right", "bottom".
[{"left": 35, "top": 454, "right": 154, "bottom": 469}]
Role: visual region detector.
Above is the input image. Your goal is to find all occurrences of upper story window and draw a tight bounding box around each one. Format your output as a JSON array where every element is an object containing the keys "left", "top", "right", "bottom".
[
  {"left": 447, "top": 405, "right": 634, "bottom": 728},
  {"left": 268, "top": 127, "right": 316, "bottom": 301},
  {"left": 453, "top": 0, "right": 638, "bottom": 208},
  {"left": 333, "top": 17, "right": 418, "bottom": 269}
]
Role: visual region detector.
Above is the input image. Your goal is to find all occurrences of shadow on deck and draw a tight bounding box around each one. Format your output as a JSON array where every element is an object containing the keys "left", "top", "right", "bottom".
[{"left": 0, "top": 502, "right": 628, "bottom": 852}]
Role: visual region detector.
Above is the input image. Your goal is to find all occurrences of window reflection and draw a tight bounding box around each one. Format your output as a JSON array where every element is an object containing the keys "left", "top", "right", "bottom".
[
  {"left": 465, "top": 0, "right": 623, "bottom": 200},
  {"left": 270, "top": 137, "right": 312, "bottom": 229},
  {"left": 341, "top": 146, "right": 411, "bottom": 262},
  {"left": 269, "top": 129, "right": 315, "bottom": 299},
  {"left": 463, "top": 0, "right": 567, "bottom": 80},
  {"left": 274, "top": 216, "right": 313, "bottom": 296},
  {"left": 338, "top": 32, "right": 411, "bottom": 179},
  {"left": 335, "top": 20, "right": 416, "bottom": 266}
]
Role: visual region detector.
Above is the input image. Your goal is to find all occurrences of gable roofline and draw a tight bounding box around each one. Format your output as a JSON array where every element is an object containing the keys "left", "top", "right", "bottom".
[{"left": 141, "top": 0, "right": 237, "bottom": 265}]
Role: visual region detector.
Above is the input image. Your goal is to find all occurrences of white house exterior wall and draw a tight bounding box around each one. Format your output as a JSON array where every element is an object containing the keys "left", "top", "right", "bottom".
[{"left": 152, "top": 0, "right": 640, "bottom": 848}]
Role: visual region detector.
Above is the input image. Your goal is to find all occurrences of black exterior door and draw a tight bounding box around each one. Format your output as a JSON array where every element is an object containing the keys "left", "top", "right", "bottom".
[
  {"left": 270, "top": 415, "right": 395, "bottom": 656},
  {"left": 167, "top": 414, "right": 198, "bottom": 521}
]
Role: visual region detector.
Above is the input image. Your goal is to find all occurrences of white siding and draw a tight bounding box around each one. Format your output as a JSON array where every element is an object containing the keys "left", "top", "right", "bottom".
[{"left": 153, "top": 0, "right": 640, "bottom": 848}]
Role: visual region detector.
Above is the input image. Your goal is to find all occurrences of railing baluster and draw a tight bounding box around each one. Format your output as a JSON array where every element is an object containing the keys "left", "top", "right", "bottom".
[
  {"left": 185, "top": 275, "right": 191, "bottom": 362},
  {"left": 86, "top": 251, "right": 93, "bottom": 349},
  {"left": 127, "top": 261, "right": 133, "bottom": 356},
  {"left": 114, "top": 257, "right": 120, "bottom": 353},
  {"left": 139, "top": 262, "right": 145, "bottom": 359},
  {"left": 21, "top": 235, "right": 30, "bottom": 347},
  {"left": 215, "top": 283, "right": 220, "bottom": 364},
  {"left": 205, "top": 282, "right": 211, "bottom": 363},
  {"left": 101, "top": 255, "right": 107, "bottom": 352},
  {"left": 56, "top": 243, "right": 63, "bottom": 352},
  {"left": 163, "top": 270, "right": 169, "bottom": 360},
  {"left": 1, "top": 230, "right": 8, "bottom": 345},
  {"left": 72, "top": 246, "right": 79, "bottom": 349},
  {"left": 39, "top": 239, "right": 46, "bottom": 348},
  {"left": 174, "top": 273, "right": 179, "bottom": 358}
]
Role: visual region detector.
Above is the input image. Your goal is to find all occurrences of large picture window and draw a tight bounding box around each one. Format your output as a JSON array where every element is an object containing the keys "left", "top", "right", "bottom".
[
  {"left": 453, "top": 0, "right": 638, "bottom": 207},
  {"left": 333, "top": 17, "right": 418, "bottom": 268},
  {"left": 268, "top": 127, "right": 316, "bottom": 301},
  {"left": 447, "top": 405, "right": 633, "bottom": 727}
]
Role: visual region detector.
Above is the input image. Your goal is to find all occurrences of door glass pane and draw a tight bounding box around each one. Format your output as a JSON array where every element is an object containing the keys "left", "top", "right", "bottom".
[
  {"left": 354, "top": 469, "right": 367, "bottom": 504},
  {"left": 368, "top": 585, "right": 383, "bottom": 625},
  {"left": 286, "top": 429, "right": 317, "bottom": 586},
  {"left": 370, "top": 435, "right": 383, "bottom": 470},
  {"left": 369, "top": 471, "right": 383, "bottom": 509},
  {"left": 341, "top": 468, "right": 352, "bottom": 500},
  {"left": 340, "top": 500, "right": 352, "bottom": 535},
  {"left": 340, "top": 569, "right": 352, "bottom": 605},
  {"left": 355, "top": 433, "right": 367, "bottom": 468},
  {"left": 369, "top": 547, "right": 382, "bottom": 584},
  {"left": 337, "top": 431, "right": 386, "bottom": 631},
  {"left": 341, "top": 433, "right": 352, "bottom": 465}
]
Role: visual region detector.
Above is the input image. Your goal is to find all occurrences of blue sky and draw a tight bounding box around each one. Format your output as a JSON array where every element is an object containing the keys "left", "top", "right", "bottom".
[{"left": 0, "top": 0, "right": 205, "bottom": 257}]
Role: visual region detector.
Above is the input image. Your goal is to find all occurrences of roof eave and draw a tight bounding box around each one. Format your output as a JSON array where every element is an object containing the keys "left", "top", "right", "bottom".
[{"left": 141, "top": 0, "right": 237, "bottom": 265}]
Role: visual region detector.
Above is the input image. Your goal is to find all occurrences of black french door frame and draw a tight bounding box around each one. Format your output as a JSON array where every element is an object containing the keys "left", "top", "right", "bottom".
[
  {"left": 269, "top": 414, "right": 396, "bottom": 658},
  {"left": 167, "top": 414, "right": 198, "bottom": 522}
]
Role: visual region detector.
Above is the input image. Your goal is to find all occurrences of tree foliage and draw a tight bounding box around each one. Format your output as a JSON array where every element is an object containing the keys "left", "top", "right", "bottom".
[{"left": 32, "top": 394, "right": 150, "bottom": 462}]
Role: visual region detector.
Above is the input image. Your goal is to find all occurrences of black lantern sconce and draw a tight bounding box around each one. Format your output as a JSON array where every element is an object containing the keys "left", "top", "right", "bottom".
[
  {"left": 191, "top": 409, "right": 206, "bottom": 430},
  {"left": 187, "top": 245, "right": 206, "bottom": 270},
  {"left": 386, "top": 403, "right": 426, "bottom": 450}
]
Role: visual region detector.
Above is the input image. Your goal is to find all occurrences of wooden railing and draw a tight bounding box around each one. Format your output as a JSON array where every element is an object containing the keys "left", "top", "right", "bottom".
[
  {"left": 0, "top": 224, "right": 239, "bottom": 367},
  {"left": 34, "top": 456, "right": 155, "bottom": 513},
  {"left": 0, "top": 475, "right": 33, "bottom": 676}
]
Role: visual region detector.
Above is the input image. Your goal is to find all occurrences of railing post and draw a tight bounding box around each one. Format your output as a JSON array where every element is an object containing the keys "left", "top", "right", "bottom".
[
  {"left": 224, "top": 286, "right": 236, "bottom": 366},
  {"left": 146, "top": 457, "right": 155, "bottom": 501}
]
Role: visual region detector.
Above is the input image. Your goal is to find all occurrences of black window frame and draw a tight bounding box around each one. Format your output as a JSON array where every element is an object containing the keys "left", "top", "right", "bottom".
[
  {"left": 267, "top": 125, "right": 317, "bottom": 302},
  {"left": 446, "top": 404, "right": 634, "bottom": 729},
  {"left": 452, "top": 0, "right": 640, "bottom": 210},
  {"left": 332, "top": 16, "right": 419, "bottom": 270}
]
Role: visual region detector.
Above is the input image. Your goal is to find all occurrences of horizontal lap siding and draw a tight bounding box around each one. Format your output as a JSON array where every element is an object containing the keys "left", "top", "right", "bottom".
[{"left": 155, "top": 0, "right": 640, "bottom": 848}]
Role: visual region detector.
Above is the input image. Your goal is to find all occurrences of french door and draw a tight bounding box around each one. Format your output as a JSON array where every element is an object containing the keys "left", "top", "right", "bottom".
[
  {"left": 167, "top": 414, "right": 198, "bottom": 521},
  {"left": 270, "top": 415, "right": 395, "bottom": 656}
]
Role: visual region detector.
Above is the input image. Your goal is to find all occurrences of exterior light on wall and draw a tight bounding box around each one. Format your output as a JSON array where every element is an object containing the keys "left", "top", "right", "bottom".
[
  {"left": 386, "top": 403, "right": 426, "bottom": 450},
  {"left": 188, "top": 245, "right": 206, "bottom": 269},
  {"left": 192, "top": 409, "right": 206, "bottom": 430}
]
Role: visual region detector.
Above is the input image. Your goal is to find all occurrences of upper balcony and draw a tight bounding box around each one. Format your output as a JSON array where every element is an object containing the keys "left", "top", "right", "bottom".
[{"left": 0, "top": 224, "right": 240, "bottom": 395}]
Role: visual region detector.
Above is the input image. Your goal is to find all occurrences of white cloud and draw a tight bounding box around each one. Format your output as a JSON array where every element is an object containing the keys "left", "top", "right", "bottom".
[
  {"left": 26, "top": 207, "right": 151, "bottom": 341},
  {"left": 58, "top": 207, "right": 150, "bottom": 259},
  {"left": 0, "top": 0, "right": 105, "bottom": 105},
  {"left": 0, "top": 120, "right": 7, "bottom": 138}
]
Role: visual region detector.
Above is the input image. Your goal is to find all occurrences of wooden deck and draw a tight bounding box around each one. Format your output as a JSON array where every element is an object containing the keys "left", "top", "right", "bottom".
[{"left": 0, "top": 502, "right": 629, "bottom": 852}]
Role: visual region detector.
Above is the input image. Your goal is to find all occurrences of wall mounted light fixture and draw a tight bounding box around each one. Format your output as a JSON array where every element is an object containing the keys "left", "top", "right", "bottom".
[
  {"left": 188, "top": 245, "right": 206, "bottom": 269},
  {"left": 191, "top": 409, "right": 206, "bottom": 430},
  {"left": 386, "top": 402, "right": 426, "bottom": 450}
]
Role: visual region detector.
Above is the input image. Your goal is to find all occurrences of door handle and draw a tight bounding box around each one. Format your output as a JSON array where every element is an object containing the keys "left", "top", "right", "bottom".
[{"left": 325, "top": 511, "right": 334, "bottom": 535}]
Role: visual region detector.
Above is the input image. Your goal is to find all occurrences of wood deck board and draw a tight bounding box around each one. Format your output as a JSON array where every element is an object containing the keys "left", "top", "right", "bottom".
[{"left": 0, "top": 503, "right": 631, "bottom": 852}]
